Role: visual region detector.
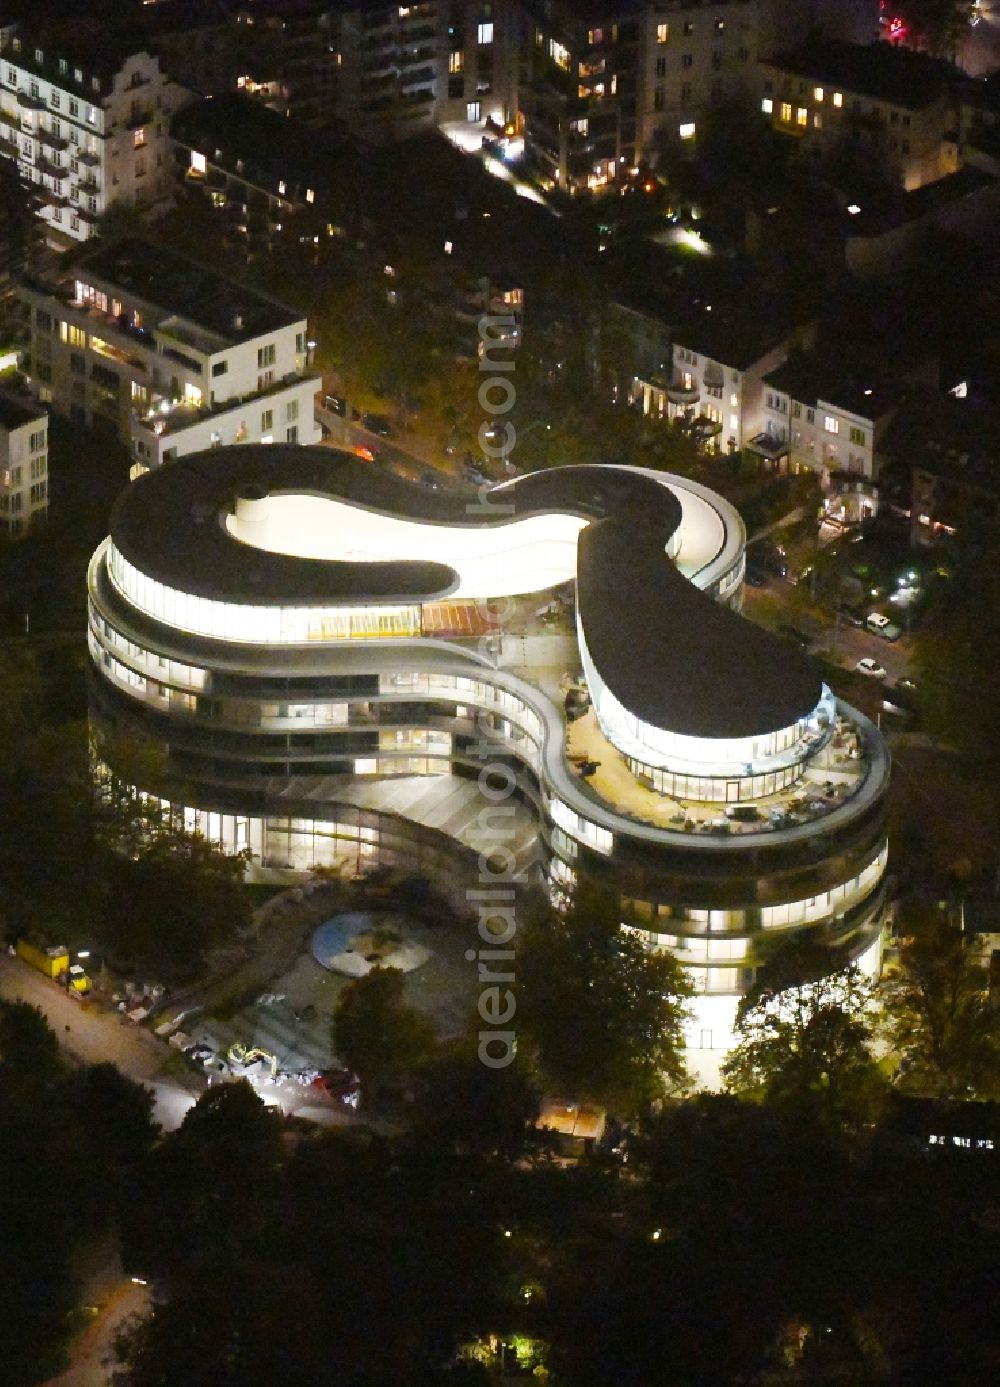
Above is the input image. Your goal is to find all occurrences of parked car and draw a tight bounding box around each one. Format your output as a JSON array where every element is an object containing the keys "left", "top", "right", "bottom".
[
  {"left": 855, "top": 657, "right": 887, "bottom": 679},
  {"left": 323, "top": 393, "right": 346, "bottom": 417},
  {"left": 361, "top": 412, "right": 393, "bottom": 437},
  {"left": 463, "top": 460, "right": 489, "bottom": 486},
  {"left": 744, "top": 564, "right": 769, "bottom": 588}
]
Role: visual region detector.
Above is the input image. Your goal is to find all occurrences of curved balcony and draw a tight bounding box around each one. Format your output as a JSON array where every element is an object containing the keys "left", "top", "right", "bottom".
[
  {"left": 17, "top": 89, "right": 44, "bottom": 111},
  {"left": 666, "top": 378, "right": 699, "bottom": 405}
]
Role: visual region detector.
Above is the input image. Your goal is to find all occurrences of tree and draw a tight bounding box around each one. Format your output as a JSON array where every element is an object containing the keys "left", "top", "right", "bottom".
[
  {"left": 408, "top": 1041, "right": 540, "bottom": 1162},
  {"left": 911, "top": 519, "right": 1000, "bottom": 769},
  {"left": 100, "top": 830, "right": 251, "bottom": 979},
  {"left": 0, "top": 999, "right": 66, "bottom": 1092},
  {"left": 723, "top": 940, "right": 886, "bottom": 1131},
  {"left": 882, "top": 898, "right": 1000, "bottom": 1097},
  {"left": 518, "top": 883, "right": 692, "bottom": 1114},
  {"left": 333, "top": 966, "right": 436, "bottom": 1107}
]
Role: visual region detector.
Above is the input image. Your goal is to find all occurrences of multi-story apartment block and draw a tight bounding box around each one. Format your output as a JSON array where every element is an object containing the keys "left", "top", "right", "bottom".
[
  {"left": 632, "top": 306, "right": 800, "bottom": 455},
  {"left": 635, "top": 0, "right": 757, "bottom": 159},
  {"left": 0, "top": 392, "right": 48, "bottom": 537},
  {"left": 19, "top": 238, "right": 320, "bottom": 475},
  {"left": 757, "top": 359, "right": 895, "bottom": 476},
  {"left": 758, "top": 39, "right": 961, "bottom": 191},
  {"left": 171, "top": 93, "right": 363, "bottom": 252},
  {"left": 0, "top": 28, "right": 190, "bottom": 246}
]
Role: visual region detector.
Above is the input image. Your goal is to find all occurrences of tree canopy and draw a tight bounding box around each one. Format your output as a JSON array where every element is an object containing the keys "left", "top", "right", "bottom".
[
  {"left": 332, "top": 966, "right": 436, "bottom": 1107},
  {"left": 518, "top": 883, "right": 692, "bottom": 1114},
  {"left": 723, "top": 939, "right": 886, "bottom": 1131},
  {"left": 882, "top": 897, "right": 1000, "bottom": 1098}
]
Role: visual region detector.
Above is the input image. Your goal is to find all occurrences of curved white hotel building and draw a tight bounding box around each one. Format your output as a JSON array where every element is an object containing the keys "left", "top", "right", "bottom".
[{"left": 87, "top": 447, "right": 890, "bottom": 1077}]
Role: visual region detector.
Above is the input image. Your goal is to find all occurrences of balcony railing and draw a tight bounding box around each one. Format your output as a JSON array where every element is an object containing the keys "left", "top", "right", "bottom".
[
  {"left": 37, "top": 126, "right": 68, "bottom": 152},
  {"left": 666, "top": 378, "right": 699, "bottom": 404},
  {"left": 131, "top": 369, "right": 319, "bottom": 438},
  {"left": 16, "top": 89, "right": 45, "bottom": 111}
]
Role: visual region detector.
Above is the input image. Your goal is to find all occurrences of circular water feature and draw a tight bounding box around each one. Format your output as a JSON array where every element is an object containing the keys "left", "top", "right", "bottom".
[{"left": 311, "top": 911, "right": 431, "bottom": 977}]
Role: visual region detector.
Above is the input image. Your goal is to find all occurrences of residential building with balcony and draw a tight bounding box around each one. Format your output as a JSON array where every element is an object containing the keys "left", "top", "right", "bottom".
[
  {"left": 754, "top": 348, "right": 937, "bottom": 518},
  {"left": 88, "top": 447, "right": 890, "bottom": 1085},
  {"left": 0, "top": 27, "right": 190, "bottom": 246},
  {"left": 631, "top": 304, "right": 803, "bottom": 455},
  {"left": 0, "top": 391, "right": 48, "bottom": 537},
  {"left": 758, "top": 39, "right": 962, "bottom": 191},
  {"left": 18, "top": 238, "right": 320, "bottom": 474},
  {"left": 170, "top": 93, "right": 364, "bottom": 252}
]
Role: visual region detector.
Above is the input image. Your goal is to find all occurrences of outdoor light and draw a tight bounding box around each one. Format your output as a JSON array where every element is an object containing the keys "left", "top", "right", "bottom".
[
  {"left": 77, "top": 950, "right": 91, "bottom": 959},
  {"left": 847, "top": 204, "right": 861, "bottom": 215}
]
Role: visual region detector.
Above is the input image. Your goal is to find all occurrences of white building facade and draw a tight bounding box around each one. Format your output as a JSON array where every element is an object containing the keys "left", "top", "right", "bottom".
[
  {"left": 632, "top": 333, "right": 791, "bottom": 455},
  {"left": 18, "top": 238, "right": 320, "bottom": 472},
  {"left": 0, "top": 31, "right": 189, "bottom": 246},
  {"left": 0, "top": 392, "right": 47, "bottom": 537}
]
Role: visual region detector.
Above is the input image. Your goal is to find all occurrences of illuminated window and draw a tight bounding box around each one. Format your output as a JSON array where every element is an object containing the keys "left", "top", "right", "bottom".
[
  {"left": 813, "top": 112, "right": 822, "bottom": 129},
  {"left": 549, "top": 39, "right": 570, "bottom": 70},
  {"left": 448, "top": 50, "right": 463, "bottom": 73},
  {"left": 814, "top": 87, "right": 824, "bottom": 101},
  {"left": 656, "top": 22, "right": 669, "bottom": 43},
  {"left": 190, "top": 150, "right": 206, "bottom": 175},
  {"left": 833, "top": 91, "right": 843, "bottom": 107},
  {"left": 796, "top": 106, "right": 807, "bottom": 126},
  {"left": 780, "top": 102, "right": 792, "bottom": 123},
  {"left": 761, "top": 97, "right": 773, "bottom": 114},
  {"left": 824, "top": 416, "right": 839, "bottom": 434},
  {"left": 679, "top": 121, "right": 695, "bottom": 140},
  {"left": 477, "top": 22, "right": 493, "bottom": 44},
  {"left": 306, "top": 188, "right": 314, "bottom": 204}
]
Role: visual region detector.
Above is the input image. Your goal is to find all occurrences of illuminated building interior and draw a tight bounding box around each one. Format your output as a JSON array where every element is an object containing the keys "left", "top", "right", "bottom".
[{"left": 88, "top": 446, "right": 890, "bottom": 1084}]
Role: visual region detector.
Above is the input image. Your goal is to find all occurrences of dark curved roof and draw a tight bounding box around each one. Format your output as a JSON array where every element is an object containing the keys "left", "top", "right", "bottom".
[
  {"left": 109, "top": 445, "right": 822, "bottom": 739},
  {"left": 578, "top": 518, "right": 821, "bottom": 738}
]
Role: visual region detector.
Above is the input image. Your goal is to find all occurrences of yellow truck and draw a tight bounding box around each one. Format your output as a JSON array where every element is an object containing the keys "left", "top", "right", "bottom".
[
  {"left": 16, "top": 938, "right": 70, "bottom": 979},
  {"left": 15, "top": 940, "right": 91, "bottom": 993}
]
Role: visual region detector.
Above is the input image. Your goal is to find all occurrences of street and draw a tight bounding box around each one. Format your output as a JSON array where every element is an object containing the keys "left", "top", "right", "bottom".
[
  {"left": 742, "top": 578, "right": 913, "bottom": 684},
  {"left": 0, "top": 954, "right": 363, "bottom": 1132},
  {"left": 0, "top": 952, "right": 204, "bottom": 1130}
]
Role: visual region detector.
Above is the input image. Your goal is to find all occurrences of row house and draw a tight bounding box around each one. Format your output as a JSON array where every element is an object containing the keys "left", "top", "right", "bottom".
[
  {"left": 0, "top": 29, "right": 189, "bottom": 246},
  {"left": 758, "top": 39, "right": 962, "bottom": 192},
  {"left": 0, "top": 391, "right": 48, "bottom": 537},
  {"left": 18, "top": 237, "right": 320, "bottom": 476},
  {"left": 633, "top": 306, "right": 799, "bottom": 455}
]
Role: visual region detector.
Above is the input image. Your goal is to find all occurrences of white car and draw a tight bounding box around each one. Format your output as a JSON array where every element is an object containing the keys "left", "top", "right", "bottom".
[
  {"left": 855, "top": 657, "right": 887, "bottom": 679},
  {"left": 866, "top": 612, "right": 891, "bottom": 631}
]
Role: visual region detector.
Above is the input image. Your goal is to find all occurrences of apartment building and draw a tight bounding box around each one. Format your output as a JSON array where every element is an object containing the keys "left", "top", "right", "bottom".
[
  {"left": 0, "top": 392, "right": 48, "bottom": 537},
  {"left": 635, "top": 0, "right": 757, "bottom": 159},
  {"left": 632, "top": 304, "right": 798, "bottom": 455},
  {"left": 170, "top": 93, "right": 363, "bottom": 250},
  {"left": 758, "top": 39, "right": 962, "bottom": 191},
  {"left": 18, "top": 238, "right": 320, "bottom": 475},
  {"left": 0, "top": 28, "right": 189, "bottom": 246}
]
